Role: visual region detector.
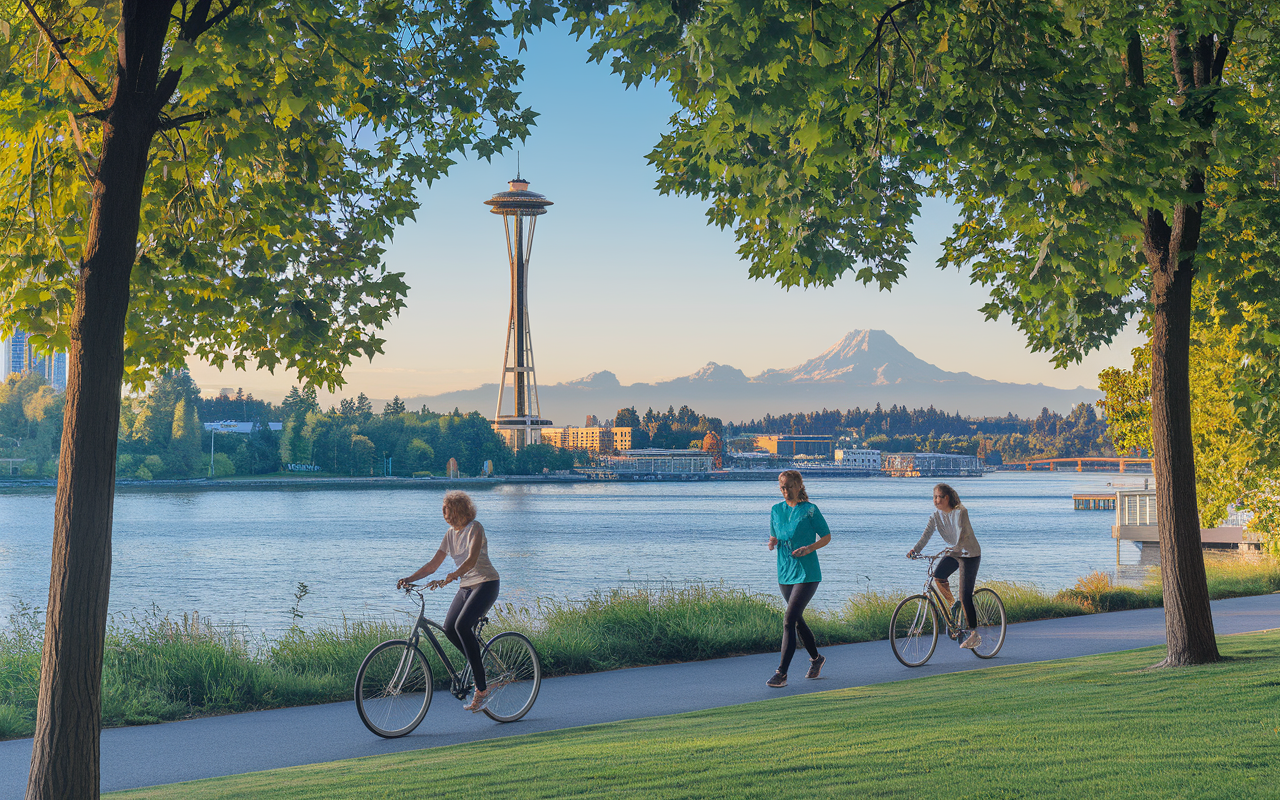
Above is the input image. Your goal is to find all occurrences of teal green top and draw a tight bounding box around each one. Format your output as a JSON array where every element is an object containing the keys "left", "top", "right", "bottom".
[{"left": 771, "top": 501, "right": 829, "bottom": 584}]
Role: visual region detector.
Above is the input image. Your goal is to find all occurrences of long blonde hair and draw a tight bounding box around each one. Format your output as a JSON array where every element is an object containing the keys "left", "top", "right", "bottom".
[{"left": 779, "top": 470, "right": 809, "bottom": 503}]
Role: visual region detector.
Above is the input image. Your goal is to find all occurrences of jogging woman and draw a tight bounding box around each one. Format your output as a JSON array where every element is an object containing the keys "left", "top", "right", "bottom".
[
  {"left": 765, "top": 470, "right": 832, "bottom": 688},
  {"left": 397, "top": 490, "right": 501, "bottom": 711},
  {"left": 906, "top": 483, "right": 983, "bottom": 649}
]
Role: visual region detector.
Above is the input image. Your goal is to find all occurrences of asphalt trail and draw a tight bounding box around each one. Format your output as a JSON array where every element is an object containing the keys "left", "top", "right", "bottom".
[{"left": 2, "top": 593, "right": 1278, "bottom": 797}]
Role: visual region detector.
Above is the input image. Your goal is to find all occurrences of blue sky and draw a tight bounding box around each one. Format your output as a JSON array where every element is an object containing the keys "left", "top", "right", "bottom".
[{"left": 187, "top": 23, "right": 1142, "bottom": 405}]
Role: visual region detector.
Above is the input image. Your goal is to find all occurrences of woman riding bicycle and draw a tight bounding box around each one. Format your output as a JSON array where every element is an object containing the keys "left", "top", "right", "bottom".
[
  {"left": 765, "top": 470, "right": 832, "bottom": 688},
  {"left": 906, "top": 483, "right": 983, "bottom": 649},
  {"left": 397, "top": 490, "right": 500, "bottom": 712}
]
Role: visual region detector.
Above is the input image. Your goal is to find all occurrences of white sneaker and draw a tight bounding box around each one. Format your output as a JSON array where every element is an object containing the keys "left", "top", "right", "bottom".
[{"left": 960, "top": 630, "right": 981, "bottom": 649}]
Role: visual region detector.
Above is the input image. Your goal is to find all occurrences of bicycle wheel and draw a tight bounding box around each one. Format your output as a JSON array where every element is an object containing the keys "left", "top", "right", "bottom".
[
  {"left": 479, "top": 632, "right": 541, "bottom": 722},
  {"left": 971, "top": 588, "right": 1007, "bottom": 659},
  {"left": 890, "top": 595, "right": 939, "bottom": 667},
  {"left": 355, "top": 639, "right": 433, "bottom": 738}
]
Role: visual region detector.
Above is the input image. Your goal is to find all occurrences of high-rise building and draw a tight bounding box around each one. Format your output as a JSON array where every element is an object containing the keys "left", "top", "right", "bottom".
[{"left": 1, "top": 326, "right": 68, "bottom": 390}]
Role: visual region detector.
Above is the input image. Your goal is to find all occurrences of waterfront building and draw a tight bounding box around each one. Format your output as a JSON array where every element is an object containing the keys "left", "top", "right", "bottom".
[
  {"left": 203, "top": 421, "right": 284, "bottom": 434},
  {"left": 602, "top": 449, "right": 715, "bottom": 474},
  {"left": 755, "top": 434, "right": 835, "bottom": 458},
  {"left": 484, "top": 175, "right": 555, "bottom": 450},
  {"left": 835, "top": 449, "right": 881, "bottom": 470},
  {"left": 881, "top": 452, "right": 984, "bottom": 477},
  {"left": 542, "top": 425, "right": 633, "bottom": 452},
  {"left": 1, "top": 327, "right": 67, "bottom": 391}
]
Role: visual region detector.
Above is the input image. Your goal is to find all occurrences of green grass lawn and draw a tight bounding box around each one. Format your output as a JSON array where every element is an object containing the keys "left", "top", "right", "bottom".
[{"left": 110, "top": 630, "right": 1280, "bottom": 800}]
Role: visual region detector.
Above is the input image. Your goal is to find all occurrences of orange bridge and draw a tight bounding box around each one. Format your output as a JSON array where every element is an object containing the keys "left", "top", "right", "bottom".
[{"left": 1001, "top": 457, "right": 1152, "bottom": 472}]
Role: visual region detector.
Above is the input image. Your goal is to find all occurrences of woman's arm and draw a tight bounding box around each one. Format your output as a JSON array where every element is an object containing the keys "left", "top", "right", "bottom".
[
  {"left": 908, "top": 514, "right": 937, "bottom": 557},
  {"left": 791, "top": 506, "right": 831, "bottom": 557},
  {"left": 398, "top": 549, "right": 446, "bottom": 588},
  {"left": 792, "top": 533, "right": 830, "bottom": 557}
]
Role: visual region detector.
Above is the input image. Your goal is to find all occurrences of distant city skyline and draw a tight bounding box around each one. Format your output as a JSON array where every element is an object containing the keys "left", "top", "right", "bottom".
[
  {"left": 177, "top": 24, "right": 1142, "bottom": 405},
  {"left": 2, "top": 328, "right": 67, "bottom": 391}
]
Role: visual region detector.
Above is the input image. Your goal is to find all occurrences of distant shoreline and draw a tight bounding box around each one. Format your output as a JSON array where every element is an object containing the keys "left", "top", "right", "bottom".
[{"left": 0, "top": 468, "right": 1144, "bottom": 495}]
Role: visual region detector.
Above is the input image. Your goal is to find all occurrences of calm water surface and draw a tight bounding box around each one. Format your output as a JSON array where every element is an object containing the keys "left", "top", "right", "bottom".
[{"left": 0, "top": 473, "right": 1145, "bottom": 634}]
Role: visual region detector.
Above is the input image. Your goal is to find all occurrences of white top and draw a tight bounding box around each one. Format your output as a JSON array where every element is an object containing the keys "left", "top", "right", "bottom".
[
  {"left": 439, "top": 520, "right": 500, "bottom": 587},
  {"left": 914, "top": 503, "right": 981, "bottom": 558}
]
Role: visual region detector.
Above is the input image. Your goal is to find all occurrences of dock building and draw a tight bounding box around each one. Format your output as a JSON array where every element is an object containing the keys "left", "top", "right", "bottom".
[
  {"left": 835, "top": 449, "right": 881, "bottom": 470},
  {"left": 602, "top": 449, "right": 715, "bottom": 474},
  {"left": 882, "top": 452, "right": 984, "bottom": 477},
  {"left": 754, "top": 434, "right": 835, "bottom": 458}
]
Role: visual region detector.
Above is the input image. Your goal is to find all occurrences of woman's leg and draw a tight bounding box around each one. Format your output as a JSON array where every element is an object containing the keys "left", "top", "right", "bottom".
[
  {"left": 442, "top": 580, "right": 500, "bottom": 691},
  {"left": 933, "top": 556, "right": 959, "bottom": 607},
  {"left": 957, "top": 557, "right": 981, "bottom": 629},
  {"left": 778, "top": 582, "right": 820, "bottom": 673}
]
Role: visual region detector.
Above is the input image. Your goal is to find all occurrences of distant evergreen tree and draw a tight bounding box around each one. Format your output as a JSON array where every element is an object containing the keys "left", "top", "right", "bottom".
[{"left": 384, "top": 396, "right": 406, "bottom": 415}]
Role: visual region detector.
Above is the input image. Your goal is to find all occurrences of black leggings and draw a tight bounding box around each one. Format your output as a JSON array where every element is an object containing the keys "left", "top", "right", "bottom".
[
  {"left": 778, "top": 581, "right": 820, "bottom": 673},
  {"left": 443, "top": 579, "right": 500, "bottom": 691},
  {"left": 934, "top": 556, "right": 980, "bottom": 629}
]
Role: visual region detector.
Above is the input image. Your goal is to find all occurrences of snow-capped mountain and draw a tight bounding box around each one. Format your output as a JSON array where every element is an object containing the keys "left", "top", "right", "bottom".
[{"left": 401, "top": 330, "right": 1099, "bottom": 423}]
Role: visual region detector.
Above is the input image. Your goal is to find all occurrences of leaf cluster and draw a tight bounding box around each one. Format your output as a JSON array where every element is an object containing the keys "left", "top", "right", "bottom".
[
  {"left": 563, "top": 0, "right": 1280, "bottom": 363},
  {"left": 0, "top": 0, "right": 556, "bottom": 388}
]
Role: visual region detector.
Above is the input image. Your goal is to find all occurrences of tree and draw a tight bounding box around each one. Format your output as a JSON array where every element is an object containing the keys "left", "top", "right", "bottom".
[
  {"left": 615, "top": 406, "right": 641, "bottom": 428},
  {"left": 1100, "top": 293, "right": 1280, "bottom": 552},
  {"left": 2, "top": 0, "right": 552, "bottom": 794},
  {"left": 568, "top": 0, "right": 1280, "bottom": 666},
  {"left": 384, "top": 396, "right": 407, "bottom": 415},
  {"left": 355, "top": 392, "right": 374, "bottom": 419},
  {"left": 702, "top": 430, "right": 723, "bottom": 469}
]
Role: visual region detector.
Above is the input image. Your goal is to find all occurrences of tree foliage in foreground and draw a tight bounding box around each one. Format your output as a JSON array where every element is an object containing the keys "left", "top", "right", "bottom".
[
  {"left": 1, "top": 0, "right": 554, "bottom": 795},
  {"left": 566, "top": 0, "right": 1280, "bottom": 666}
]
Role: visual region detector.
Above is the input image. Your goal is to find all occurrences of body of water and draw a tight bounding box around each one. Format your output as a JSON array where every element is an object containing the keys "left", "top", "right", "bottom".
[{"left": 1, "top": 473, "right": 1146, "bottom": 634}]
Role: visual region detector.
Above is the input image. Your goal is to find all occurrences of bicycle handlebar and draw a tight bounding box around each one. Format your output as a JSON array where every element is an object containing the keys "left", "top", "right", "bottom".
[{"left": 907, "top": 548, "right": 970, "bottom": 561}]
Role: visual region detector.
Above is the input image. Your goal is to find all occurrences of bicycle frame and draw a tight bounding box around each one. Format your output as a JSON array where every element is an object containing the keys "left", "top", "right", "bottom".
[
  {"left": 914, "top": 551, "right": 968, "bottom": 639},
  {"left": 402, "top": 588, "right": 489, "bottom": 700}
]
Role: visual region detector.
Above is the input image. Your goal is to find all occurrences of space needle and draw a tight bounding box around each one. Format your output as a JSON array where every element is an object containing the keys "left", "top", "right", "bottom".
[{"left": 485, "top": 173, "right": 554, "bottom": 450}]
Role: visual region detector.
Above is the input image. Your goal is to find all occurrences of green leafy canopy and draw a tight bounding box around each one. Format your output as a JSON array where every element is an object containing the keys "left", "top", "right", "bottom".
[
  {"left": 563, "top": 0, "right": 1280, "bottom": 367},
  {"left": 0, "top": 0, "right": 555, "bottom": 389}
]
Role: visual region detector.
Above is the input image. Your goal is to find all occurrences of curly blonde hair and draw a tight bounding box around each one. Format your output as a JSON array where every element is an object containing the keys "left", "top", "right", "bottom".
[
  {"left": 778, "top": 470, "right": 809, "bottom": 503},
  {"left": 442, "top": 491, "right": 477, "bottom": 528}
]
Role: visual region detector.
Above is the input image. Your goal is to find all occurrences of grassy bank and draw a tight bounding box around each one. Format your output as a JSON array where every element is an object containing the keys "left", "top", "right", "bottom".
[
  {"left": 111, "top": 630, "right": 1280, "bottom": 799},
  {"left": 3, "top": 554, "right": 1278, "bottom": 741}
]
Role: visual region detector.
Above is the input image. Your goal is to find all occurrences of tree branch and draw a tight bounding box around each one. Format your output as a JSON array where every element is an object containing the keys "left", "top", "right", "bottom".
[
  {"left": 65, "top": 111, "right": 98, "bottom": 182},
  {"left": 159, "top": 109, "right": 216, "bottom": 130},
  {"left": 18, "top": 0, "right": 106, "bottom": 105},
  {"left": 853, "top": 0, "right": 918, "bottom": 73},
  {"left": 1210, "top": 20, "right": 1235, "bottom": 84}
]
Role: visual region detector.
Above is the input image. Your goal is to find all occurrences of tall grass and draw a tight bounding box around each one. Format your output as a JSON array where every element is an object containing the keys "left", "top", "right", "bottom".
[{"left": 2, "top": 554, "right": 1277, "bottom": 741}]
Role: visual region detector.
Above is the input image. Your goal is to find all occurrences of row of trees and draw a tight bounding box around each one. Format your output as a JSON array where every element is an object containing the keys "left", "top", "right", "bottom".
[
  {"left": 0, "top": 372, "right": 64, "bottom": 477},
  {"left": 111, "top": 373, "right": 584, "bottom": 479},
  {"left": 718, "top": 403, "right": 1112, "bottom": 462},
  {"left": 614, "top": 405, "right": 724, "bottom": 449}
]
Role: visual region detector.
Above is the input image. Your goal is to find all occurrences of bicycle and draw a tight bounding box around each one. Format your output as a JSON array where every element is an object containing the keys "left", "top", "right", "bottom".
[
  {"left": 890, "top": 550, "right": 1007, "bottom": 667},
  {"left": 355, "top": 584, "right": 542, "bottom": 738}
]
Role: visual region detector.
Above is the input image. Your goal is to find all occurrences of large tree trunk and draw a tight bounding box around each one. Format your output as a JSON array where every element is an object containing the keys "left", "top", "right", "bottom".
[
  {"left": 26, "top": 3, "right": 171, "bottom": 796},
  {"left": 1144, "top": 198, "right": 1220, "bottom": 668}
]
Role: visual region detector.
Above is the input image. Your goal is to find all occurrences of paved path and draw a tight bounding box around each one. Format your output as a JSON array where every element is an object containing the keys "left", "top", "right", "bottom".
[{"left": 3, "top": 593, "right": 1278, "bottom": 798}]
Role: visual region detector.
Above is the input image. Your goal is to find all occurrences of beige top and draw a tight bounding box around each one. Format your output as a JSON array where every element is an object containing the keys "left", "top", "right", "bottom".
[
  {"left": 439, "top": 520, "right": 500, "bottom": 587},
  {"left": 914, "top": 504, "right": 981, "bottom": 558}
]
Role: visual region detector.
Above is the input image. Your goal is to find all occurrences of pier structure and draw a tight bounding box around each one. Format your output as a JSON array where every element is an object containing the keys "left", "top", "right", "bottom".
[
  {"left": 1003, "top": 457, "right": 1153, "bottom": 472},
  {"left": 484, "top": 174, "right": 554, "bottom": 450}
]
